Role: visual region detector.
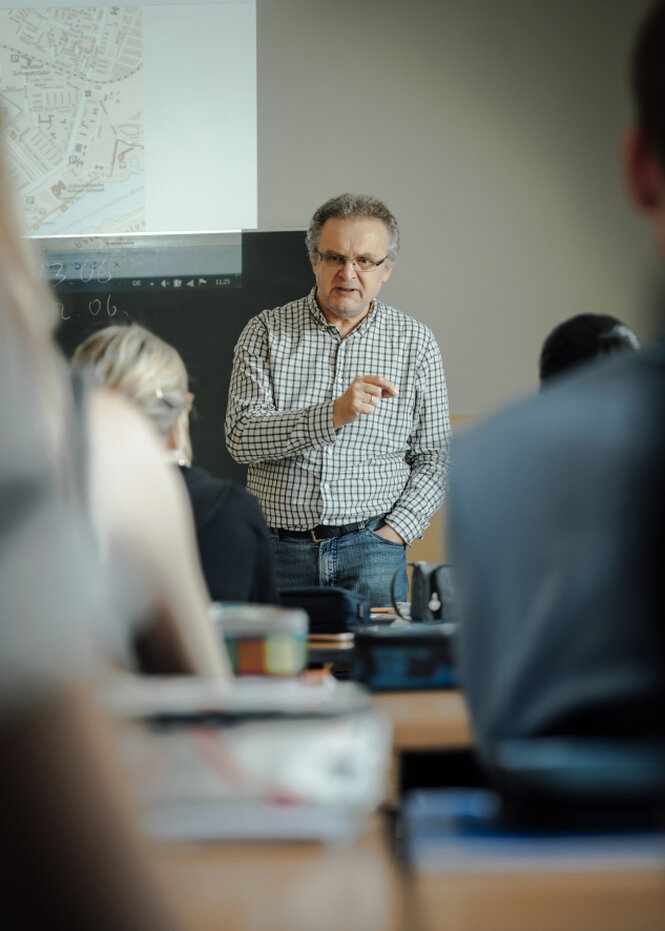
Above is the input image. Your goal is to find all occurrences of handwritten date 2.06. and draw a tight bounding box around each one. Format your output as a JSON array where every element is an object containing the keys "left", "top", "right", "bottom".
[{"left": 58, "top": 293, "right": 118, "bottom": 321}]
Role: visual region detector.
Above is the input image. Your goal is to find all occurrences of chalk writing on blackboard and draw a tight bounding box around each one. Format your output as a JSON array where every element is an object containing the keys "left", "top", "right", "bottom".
[
  {"left": 57, "top": 294, "right": 124, "bottom": 321},
  {"left": 88, "top": 294, "right": 118, "bottom": 318}
]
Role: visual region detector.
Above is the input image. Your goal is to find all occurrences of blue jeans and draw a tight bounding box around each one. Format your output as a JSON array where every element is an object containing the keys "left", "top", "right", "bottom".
[{"left": 271, "top": 517, "right": 408, "bottom": 607}]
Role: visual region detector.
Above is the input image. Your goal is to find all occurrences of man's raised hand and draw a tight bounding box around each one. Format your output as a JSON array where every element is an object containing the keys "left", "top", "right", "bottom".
[{"left": 333, "top": 375, "right": 398, "bottom": 429}]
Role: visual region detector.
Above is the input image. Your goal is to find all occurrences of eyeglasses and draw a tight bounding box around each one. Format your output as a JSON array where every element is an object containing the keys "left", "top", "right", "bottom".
[{"left": 314, "top": 251, "right": 389, "bottom": 272}]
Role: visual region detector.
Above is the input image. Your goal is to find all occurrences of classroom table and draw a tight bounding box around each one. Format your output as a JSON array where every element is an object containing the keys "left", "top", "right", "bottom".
[
  {"left": 145, "top": 691, "right": 458, "bottom": 931},
  {"left": 371, "top": 689, "right": 472, "bottom": 807},
  {"left": 416, "top": 868, "right": 665, "bottom": 931},
  {"left": 411, "top": 865, "right": 665, "bottom": 931},
  {"left": 150, "top": 813, "right": 404, "bottom": 931},
  {"left": 143, "top": 686, "right": 665, "bottom": 930},
  {"left": 149, "top": 823, "right": 665, "bottom": 931},
  {"left": 372, "top": 689, "right": 471, "bottom": 753},
  {"left": 145, "top": 688, "right": 464, "bottom": 930}
]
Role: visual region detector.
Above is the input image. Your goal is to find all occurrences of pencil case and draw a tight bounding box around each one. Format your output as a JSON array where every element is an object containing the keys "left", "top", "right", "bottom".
[{"left": 210, "top": 603, "right": 308, "bottom": 676}]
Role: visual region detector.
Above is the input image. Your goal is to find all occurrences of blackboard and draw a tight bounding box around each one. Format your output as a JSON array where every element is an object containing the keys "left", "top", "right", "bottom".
[{"left": 37, "top": 230, "right": 313, "bottom": 484}]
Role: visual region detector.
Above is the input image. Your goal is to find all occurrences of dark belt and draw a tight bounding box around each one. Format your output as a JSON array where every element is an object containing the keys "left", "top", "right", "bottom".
[{"left": 272, "top": 516, "right": 385, "bottom": 543}]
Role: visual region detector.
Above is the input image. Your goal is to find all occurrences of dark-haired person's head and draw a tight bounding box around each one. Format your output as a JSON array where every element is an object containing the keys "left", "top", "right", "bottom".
[
  {"left": 625, "top": 0, "right": 665, "bottom": 256},
  {"left": 539, "top": 314, "right": 640, "bottom": 384}
]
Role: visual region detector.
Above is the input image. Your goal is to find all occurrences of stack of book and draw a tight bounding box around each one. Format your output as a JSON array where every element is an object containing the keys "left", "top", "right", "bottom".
[{"left": 104, "top": 674, "right": 392, "bottom": 844}]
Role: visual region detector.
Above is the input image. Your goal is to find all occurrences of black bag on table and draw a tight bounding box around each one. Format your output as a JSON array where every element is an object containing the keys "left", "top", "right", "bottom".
[{"left": 279, "top": 586, "right": 371, "bottom": 634}]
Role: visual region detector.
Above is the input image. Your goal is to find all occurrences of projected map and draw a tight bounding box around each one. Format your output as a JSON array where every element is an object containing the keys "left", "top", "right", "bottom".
[{"left": 0, "top": 6, "right": 144, "bottom": 235}]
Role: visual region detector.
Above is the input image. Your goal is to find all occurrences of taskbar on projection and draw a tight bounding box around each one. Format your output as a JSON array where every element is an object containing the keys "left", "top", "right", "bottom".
[{"left": 46, "top": 274, "right": 242, "bottom": 293}]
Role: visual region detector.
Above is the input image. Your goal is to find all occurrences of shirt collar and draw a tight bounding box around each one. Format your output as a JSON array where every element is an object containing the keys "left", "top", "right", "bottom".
[{"left": 307, "top": 287, "right": 328, "bottom": 327}]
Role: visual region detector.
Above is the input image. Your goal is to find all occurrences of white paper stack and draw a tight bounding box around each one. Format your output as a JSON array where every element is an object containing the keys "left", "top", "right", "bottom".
[{"left": 106, "top": 676, "right": 392, "bottom": 844}]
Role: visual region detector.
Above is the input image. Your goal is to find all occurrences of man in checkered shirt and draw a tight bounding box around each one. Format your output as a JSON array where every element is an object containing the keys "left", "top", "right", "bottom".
[{"left": 225, "top": 193, "right": 451, "bottom": 606}]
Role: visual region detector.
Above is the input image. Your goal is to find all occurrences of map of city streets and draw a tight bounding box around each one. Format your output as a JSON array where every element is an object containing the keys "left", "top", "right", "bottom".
[{"left": 0, "top": 7, "right": 144, "bottom": 235}]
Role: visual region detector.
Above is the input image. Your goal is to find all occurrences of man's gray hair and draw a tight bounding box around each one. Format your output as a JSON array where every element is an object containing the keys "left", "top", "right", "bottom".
[{"left": 306, "top": 193, "right": 400, "bottom": 265}]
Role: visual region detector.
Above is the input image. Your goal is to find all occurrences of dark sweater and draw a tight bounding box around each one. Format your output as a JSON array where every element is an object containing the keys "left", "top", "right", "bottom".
[
  {"left": 450, "top": 344, "right": 665, "bottom": 752},
  {"left": 179, "top": 465, "right": 277, "bottom": 604}
]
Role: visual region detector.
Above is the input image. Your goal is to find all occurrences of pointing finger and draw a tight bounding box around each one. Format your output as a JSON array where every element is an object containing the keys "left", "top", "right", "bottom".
[{"left": 360, "top": 375, "right": 398, "bottom": 397}]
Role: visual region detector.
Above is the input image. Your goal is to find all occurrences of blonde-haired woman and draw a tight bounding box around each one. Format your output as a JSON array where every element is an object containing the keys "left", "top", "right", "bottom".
[{"left": 73, "top": 324, "right": 277, "bottom": 605}]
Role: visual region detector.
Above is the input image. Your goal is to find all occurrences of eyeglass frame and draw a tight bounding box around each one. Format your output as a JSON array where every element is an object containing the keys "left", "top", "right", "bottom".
[{"left": 313, "top": 250, "right": 390, "bottom": 272}]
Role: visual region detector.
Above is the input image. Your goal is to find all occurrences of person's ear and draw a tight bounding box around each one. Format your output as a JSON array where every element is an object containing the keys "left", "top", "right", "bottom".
[
  {"left": 623, "top": 125, "right": 665, "bottom": 212},
  {"left": 167, "top": 425, "right": 179, "bottom": 450}
]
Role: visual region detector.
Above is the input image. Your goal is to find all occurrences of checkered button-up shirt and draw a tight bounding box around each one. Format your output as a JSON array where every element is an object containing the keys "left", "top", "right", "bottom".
[{"left": 225, "top": 288, "right": 451, "bottom": 544}]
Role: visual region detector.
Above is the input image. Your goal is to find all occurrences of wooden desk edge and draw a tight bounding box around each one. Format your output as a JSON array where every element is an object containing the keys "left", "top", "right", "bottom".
[{"left": 371, "top": 689, "right": 473, "bottom": 752}]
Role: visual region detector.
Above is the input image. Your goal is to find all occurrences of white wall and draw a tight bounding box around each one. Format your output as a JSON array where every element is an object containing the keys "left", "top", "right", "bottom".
[{"left": 257, "top": 0, "right": 660, "bottom": 416}]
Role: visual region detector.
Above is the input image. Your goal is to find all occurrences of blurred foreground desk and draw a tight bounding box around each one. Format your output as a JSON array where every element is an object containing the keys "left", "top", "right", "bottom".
[
  {"left": 147, "top": 689, "right": 471, "bottom": 930},
  {"left": 372, "top": 690, "right": 471, "bottom": 752},
  {"left": 150, "top": 813, "right": 403, "bottom": 931},
  {"left": 150, "top": 814, "right": 665, "bottom": 931},
  {"left": 372, "top": 689, "right": 473, "bottom": 806},
  {"left": 146, "top": 686, "right": 665, "bottom": 931},
  {"left": 411, "top": 865, "right": 665, "bottom": 931}
]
